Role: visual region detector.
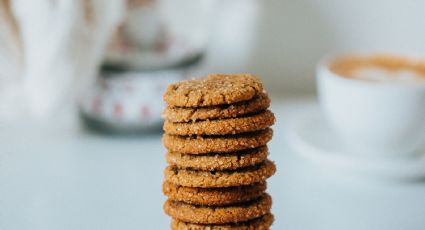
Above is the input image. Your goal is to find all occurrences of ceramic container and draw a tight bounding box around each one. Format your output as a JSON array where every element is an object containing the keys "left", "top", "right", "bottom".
[{"left": 317, "top": 55, "right": 425, "bottom": 157}]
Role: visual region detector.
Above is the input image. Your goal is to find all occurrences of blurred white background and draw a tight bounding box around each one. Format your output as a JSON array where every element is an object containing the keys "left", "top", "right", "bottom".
[
  {"left": 2, "top": 1, "right": 425, "bottom": 229},
  {"left": 2, "top": 0, "right": 424, "bottom": 119},
  {"left": 205, "top": 0, "right": 425, "bottom": 94}
]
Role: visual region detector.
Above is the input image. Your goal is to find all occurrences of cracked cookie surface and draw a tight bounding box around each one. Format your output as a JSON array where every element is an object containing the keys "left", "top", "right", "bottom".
[
  {"left": 171, "top": 213, "right": 274, "bottom": 230},
  {"left": 164, "top": 110, "right": 275, "bottom": 136},
  {"left": 164, "top": 194, "right": 272, "bottom": 224},
  {"left": 164, "top": 160, "right": 276, "bottom": 188},
  {"left": 163, "top": 92, "right": 270, "bottom": 122},
  {"left": 164, "top": 74, "right": 263, "bottom": 108},
  {"left": 166, "top": 146, "right": 269, "bottom": 171},
  {"left": 163, "top": 181, "right": 267, "bottom": 206},
  {"left": 163, "top": 128, "right": 273, "bottom": 154}
]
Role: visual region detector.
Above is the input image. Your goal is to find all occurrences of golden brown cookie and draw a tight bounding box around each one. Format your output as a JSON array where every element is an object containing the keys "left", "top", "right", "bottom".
[
  {"left": 163, "top": 74, "right": 263, "bottom": 108},
  {"left": 163, "top": 181, "right": 267, "bottom": 206},
  {"left": 164, "top": 194, "right": 272, "bottom": 224},
  {"left": 164, "top": 160, "right": 276, "bottom": 188},
  {"left": 163, "top": 110, "right": 275, "bottom": 136},
  {"left": 163, "top": 92, "right": 271, "bottom": 122},
  {"left": 166, "top": 146, "right": 269, "bottom": 171},
  {"left": 171, "top": 213, "right": 274, "bottom": 230},
  {"left": 163, "top": 128, "right": 273, "bottom": 154}
]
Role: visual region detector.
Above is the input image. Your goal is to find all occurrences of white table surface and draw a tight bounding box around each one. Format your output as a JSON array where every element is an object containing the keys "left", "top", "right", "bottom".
[{"left": 1, "top": 96, "right": 425, "bottom": 230}]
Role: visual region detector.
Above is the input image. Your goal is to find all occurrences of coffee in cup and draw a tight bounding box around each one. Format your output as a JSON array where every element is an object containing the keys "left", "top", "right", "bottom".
[
  {"left": 317, "top": 53, "right": 425, "bottom": 157},
  {"left": 329, "top": 54, "right": 425, "bottom": 83}
]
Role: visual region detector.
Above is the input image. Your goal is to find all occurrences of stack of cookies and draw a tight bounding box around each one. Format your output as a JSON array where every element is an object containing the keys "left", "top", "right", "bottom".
[{"left": 162, "top": 74, "right": 276, "bottom": 230}]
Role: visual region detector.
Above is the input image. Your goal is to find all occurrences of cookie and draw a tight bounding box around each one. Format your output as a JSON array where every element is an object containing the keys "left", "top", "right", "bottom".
[
  {"left": 163, "top": 181, "right": 267, "bottom": 206},
  {"left": 166, "top": 146, "right": 269, "bottom": 171},
  {"left": 163, "top": 110, "right": 275, "bottom": 136},
  {"left": 171, "top": 213, "right": 274, "bottom": 230},
  {"left": 164, "top": 193, "right": 272, "bottom": 224},
  {"left": 163, "top": 92, "right": 270, "bottom": 122},
  {"left": 163, "top": 128, "right": 273, "bottom": 154},
  {"left": 164, "top": 160, "right": 276, "bottom": 188},
  {"left": 164, "top": 74, "right": 263, "bottom": 108}
]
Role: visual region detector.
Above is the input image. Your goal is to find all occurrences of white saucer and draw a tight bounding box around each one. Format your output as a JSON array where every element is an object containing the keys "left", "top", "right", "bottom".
[{"left": 287, "top": 111, "right": 425, "bottom": 181}]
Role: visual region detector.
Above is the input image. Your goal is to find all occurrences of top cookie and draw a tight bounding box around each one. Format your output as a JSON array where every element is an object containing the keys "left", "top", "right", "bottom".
[{"left": 164, "top": 74, "right": 263, "bottom": 108}]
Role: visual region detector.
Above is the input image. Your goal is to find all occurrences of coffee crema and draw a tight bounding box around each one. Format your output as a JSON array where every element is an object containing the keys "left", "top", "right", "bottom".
[{"left": 329, "top": 54, "right": 425, "bottom": 83}]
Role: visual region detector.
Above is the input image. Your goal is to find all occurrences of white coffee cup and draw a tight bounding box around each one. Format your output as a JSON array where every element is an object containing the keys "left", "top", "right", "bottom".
[{"left": 317, "top": 53, "right": 425, "bottom": 157}]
